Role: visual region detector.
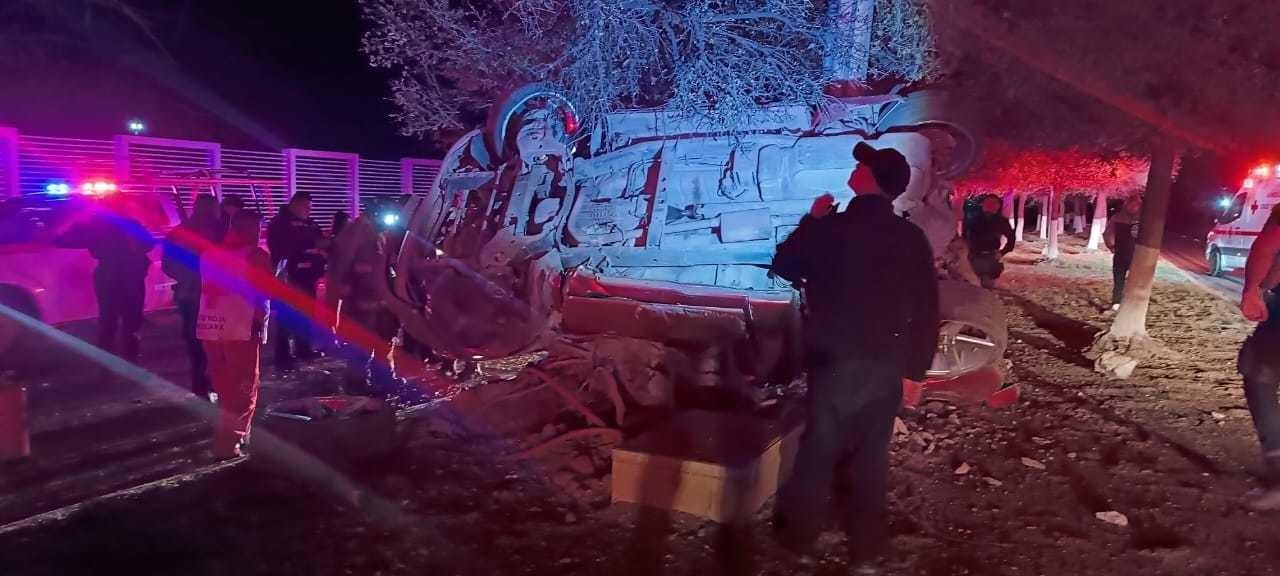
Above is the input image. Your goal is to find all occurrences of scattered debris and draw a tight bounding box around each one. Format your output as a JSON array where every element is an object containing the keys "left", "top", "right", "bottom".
[
  {"left": 1092, "top": 350, "right": 1139, "bottom": 380},
  {"left": 894, "top": 418, "right": 910, "bottom": 437},
  {"left": 982, "top": 477, "right": 1003, "bottom": 487},
  {"left": 477, "top": 351, "right": 550, "bottom": 381},
  {"left": 954, "top": 463, "right": 972, "bottom": 475},
  {"left": 1021, "top": 457, "right": 1047, "bottom": 470},
  {"left": 1095, "top": 511, "right": 1129, "bottom": 527}
]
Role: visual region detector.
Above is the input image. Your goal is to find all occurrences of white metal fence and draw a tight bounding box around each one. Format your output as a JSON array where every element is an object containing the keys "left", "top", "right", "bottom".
[
  {"left": 222, "top": 148, "right": 287, "bottom": 217},
  {"left": 0, "top": 127, "right": 441, "bottom": 227},
  {"left": 16, "top": 135, "right": 114, "bottom": 196}
]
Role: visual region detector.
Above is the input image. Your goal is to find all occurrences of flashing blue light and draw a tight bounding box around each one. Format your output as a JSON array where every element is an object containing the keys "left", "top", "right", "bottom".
[
  {"left": 45, "top": 182, "right": 70, "bottom": 195},
  {"left": 1218, "top": 197, "right": 1233, "bottom": 209},
  {"left": 381, "top": 212, "right": 400, "bottom": 227}
]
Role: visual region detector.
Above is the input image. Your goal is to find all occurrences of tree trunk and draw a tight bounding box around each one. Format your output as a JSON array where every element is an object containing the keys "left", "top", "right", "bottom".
[
  {"left": 827, "top": 0, "right": 875, "bottom": 82},
  {"left": 1086, "top": 190, "right": 1107, "bottom": 251},
  {"left": 1043, "top": 188, "right": 1061, "bottom": 259},
  {"left": 953, "top": 191, "right": 964, "bottom": 236},
  {"left": 1038, "top": 196, "right": 1049, "bottom": 239},
  {"left": 1014, "top": 193, "right": 1026, "bottom": 242},
  {"left": 1072, "top": 197, "right": 1086, "bottom": 233},
  {"left": 1087, "top": 145, "right": 1178, "bottom": 378},
  {"left": 1056, "top": 196, "right": 1066, "bottom": 234},
  {"left": 1002, "top": 190, "right": 1015, "bottom": 228}
]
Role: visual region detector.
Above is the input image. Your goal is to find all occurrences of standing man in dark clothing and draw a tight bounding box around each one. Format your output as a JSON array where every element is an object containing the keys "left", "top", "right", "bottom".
[
  {"left": 330, "top": 210, "right": 350, "bottom": 240},
  {"left": 964, "top": 194, "right": 1016, "bottom": 288},
  {"left": 771, "top": 142, "right": 940, "bottom": 567},
  {"left": 219, "top": 196, "right": 245, "bottom": 240},
  {"left": 326, "top": 204, "right": 402, "bottom": 395},
  {"left": 266, "top": 193, "right": 325, "bottom": 370},
  {"left": 1104, "top": 196, "right": 1142, "bottom": 311},
  {"left": 89, "top": 195, "right": 155, "bottom": 363},
  {"left": 162, "top": 194, "right": 223, "bottom": 400},
  {"left": 1239, "top": 203, "right": 1280, "bottom": 510}
]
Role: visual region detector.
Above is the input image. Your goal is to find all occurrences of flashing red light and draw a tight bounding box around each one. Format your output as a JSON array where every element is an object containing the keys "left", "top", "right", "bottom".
[
  {"left": 80, "top": 181, "right": 117, "bottom": 196},
  {"left": 1254, "top": 165, "right": 1272, "bottom": 179},
  {"left": 561, "top": 107, "right": 579, "bottom": 135},
  {"left": 1244, "top": 178, "right": 1257, "bottom": 189}
]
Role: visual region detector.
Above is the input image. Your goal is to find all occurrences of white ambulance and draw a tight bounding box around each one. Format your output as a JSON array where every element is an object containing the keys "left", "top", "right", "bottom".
[{"left": 1207, "top": 164, "right": 1280, "bottom": 276}]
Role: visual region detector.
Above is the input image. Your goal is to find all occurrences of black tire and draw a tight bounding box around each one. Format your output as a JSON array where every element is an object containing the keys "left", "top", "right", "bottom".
[
  {"left": 485, "top": 83, "right": 578, "bottom": 161},
  {"left": 1208, "top": 247, "right": 1225, "bottom": 277}
]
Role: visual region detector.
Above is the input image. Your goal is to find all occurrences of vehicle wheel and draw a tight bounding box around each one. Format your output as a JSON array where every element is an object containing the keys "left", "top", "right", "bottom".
[
  {"left": 0, "top": 286, "right": 42, "bottom": 376},
  {"left": 1208, "top": 247, "right": 1225, "bottom": 277},
  {"left": 931, "top": 280, "right": 1009, "bottom": 379},
  {"left": 486, "top": 83, "right": 578, "bottom": 161}
]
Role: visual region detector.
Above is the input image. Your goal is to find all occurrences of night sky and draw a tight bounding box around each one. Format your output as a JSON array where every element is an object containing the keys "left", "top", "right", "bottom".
[{"left": 0, "top": 0, "right": 433, "bottom": 159}]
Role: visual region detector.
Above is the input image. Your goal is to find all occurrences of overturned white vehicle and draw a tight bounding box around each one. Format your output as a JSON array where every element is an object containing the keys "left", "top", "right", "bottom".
[{"left": 381, "top": 85, "right": 1015, "bottom": 410}]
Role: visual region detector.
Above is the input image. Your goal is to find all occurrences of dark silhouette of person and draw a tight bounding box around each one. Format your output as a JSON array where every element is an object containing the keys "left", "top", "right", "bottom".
[
  {"left": 266, "top": 193, "right": 325, "bottom": 370},
  {"left": 85, "top": 195, "right": 155, "bottom": 363},
  {"left": 964, "top": 194, "right": 1016, "bottom": 288},
  {"left": 162, "top": 194, "right": 223, "bottom": 399},
  {"left": 770, "top": 142, "right": 940, "bottom": 569}
]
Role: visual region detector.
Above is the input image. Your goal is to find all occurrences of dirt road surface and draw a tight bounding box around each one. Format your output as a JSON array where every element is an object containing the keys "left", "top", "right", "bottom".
[{"left": 1, "top": 235, "right": 1277, "bottom": 575}]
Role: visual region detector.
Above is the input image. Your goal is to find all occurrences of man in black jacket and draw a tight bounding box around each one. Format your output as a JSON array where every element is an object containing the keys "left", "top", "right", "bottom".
[
  {"left": 266, "top": 193, "right": 325, "bottom": 370},
  {"left": 771, "top": 141, "right": 940, "bottom": 567},
  {"left": 86, "top": 195, "right": 155, "bottom": 363},
  {"left": 1104, "top": 196, "right": 1142, "bottom": 311},
  {"left": 964, "top": 194, "right": 1016, "bottom": 288},
  {"left": 161, "top": 194, "right": 223, "bottom": 399}
]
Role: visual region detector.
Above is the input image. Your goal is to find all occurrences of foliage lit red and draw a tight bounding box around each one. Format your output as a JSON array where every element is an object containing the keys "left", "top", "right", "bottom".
[{"left": 956, "top": 142, "right": 1149, "bottom": 198}]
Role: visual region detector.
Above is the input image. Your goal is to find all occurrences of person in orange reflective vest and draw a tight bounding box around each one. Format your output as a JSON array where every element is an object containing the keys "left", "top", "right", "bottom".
[{"left": 197, "top": 211, "right": 270, "bottom": 459}]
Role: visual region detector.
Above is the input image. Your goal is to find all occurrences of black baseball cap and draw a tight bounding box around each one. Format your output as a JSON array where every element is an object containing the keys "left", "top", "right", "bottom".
[{"left": 853, "top": 142, "right": 911, "bottom": 199}]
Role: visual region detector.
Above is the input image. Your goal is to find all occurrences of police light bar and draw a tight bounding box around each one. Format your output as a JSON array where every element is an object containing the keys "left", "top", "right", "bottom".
[
  {"left": 79, "top": 181, "right": 117, "bottom": 196},
  {"left": 379, "top": 212, "right": 401, "bottom": 228},
  {"left": 44, "top": 182, "right": 70, "bottom": 195}
]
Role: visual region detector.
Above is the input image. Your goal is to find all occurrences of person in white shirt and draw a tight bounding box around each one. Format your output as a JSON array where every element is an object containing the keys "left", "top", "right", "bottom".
[{"left": 197, "top": 211, "right": 270, "bottom": 459}]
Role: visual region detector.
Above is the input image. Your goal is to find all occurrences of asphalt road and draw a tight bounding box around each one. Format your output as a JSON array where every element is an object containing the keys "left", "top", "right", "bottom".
[
  {"left": 1160, "top": 233, "right": 1244, "bottom": 304},
  {"left": 0, "top": 311, "right": 343, "bottom": 526}
]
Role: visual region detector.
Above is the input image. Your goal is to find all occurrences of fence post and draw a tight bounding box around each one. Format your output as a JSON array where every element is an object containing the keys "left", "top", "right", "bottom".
[
  {"left": 349, "top": 154, "right": 361, "bottom": 217},
  {"left": 283, "top": 148, "right": 298, "bottom": 200},
  {"left": 0, "top": 127, "right": 16, "bottom": 198},
  {"left": 113, "top": 135, "right": 131, "bottom": 185},
  {"left": 210, "top": 146, "right": 223, "bottom": 199},
  {"left": 400, "top": 158, "right": 414, "bottom": 197}
]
